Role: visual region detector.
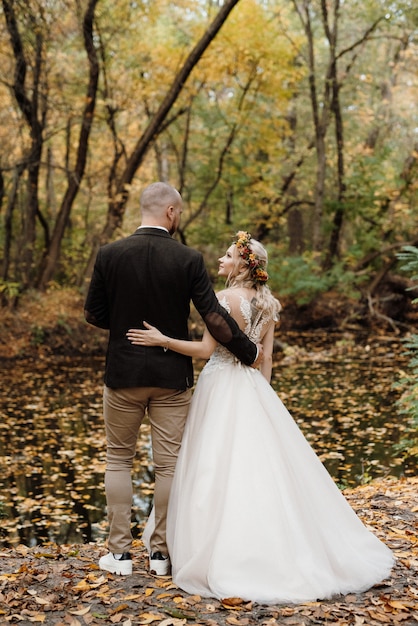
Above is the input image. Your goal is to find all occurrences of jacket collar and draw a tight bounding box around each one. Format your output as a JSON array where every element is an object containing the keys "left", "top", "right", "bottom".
[{"left": 134, "top": 226, "right": 171, "bottom": 238}]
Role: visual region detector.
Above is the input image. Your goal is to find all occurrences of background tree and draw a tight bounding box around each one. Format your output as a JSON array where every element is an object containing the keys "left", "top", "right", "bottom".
[
  {"left": 0, "top": 0, "right": 417, "bottom": 324},
  {"left": 2, "top": 0, "right": 49, "bottom": 286},
  {"left": 0, "top": 0, "right": 100, "bottom": 291},
  {"left": 255, "top": 0, "right": 418, "bottom": 314}
]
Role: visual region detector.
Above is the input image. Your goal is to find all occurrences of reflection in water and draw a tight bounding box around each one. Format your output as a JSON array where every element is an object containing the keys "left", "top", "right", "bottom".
[
  {"left": 0, "top": 357, "right": 154, "bottom": 548},
  {"left": 0, "top": 339, "right": 415, "bottom": 547},
  {"left": 275, "top": 358, "right": 405, "bottom": 486}
]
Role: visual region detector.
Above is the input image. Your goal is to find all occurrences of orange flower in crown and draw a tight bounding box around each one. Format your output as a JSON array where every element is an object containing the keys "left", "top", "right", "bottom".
[{"left": 233, "top": 231, "right": 269, "bottom": 284}]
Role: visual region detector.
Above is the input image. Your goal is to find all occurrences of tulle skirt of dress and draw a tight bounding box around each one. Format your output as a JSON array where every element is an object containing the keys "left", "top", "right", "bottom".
[{"left": 144, "top": 362, "right": 394, "bottom": 605}]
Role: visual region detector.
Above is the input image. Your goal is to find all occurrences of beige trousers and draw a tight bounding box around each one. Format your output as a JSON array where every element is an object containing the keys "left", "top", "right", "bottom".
[{"left": 103, "top": 385, "right": 191, "bottom": 555}]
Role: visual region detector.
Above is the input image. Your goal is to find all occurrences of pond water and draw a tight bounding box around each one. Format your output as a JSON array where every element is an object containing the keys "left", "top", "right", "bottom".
[{"left": 0, "top": 332, "right": 415, "bottom": 548}]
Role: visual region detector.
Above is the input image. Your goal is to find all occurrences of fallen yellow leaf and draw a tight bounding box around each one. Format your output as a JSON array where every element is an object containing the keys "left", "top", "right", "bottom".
[
  {"left": 110, "top": 603, "right": 129, "bottom": 615},
  {"left": 173, "top": 596, "right": 186, "bottom": 604},
  {"left": 386, "top": 599, "right": 416, "bottom": 610},
  {"left": 137, "top": 612, "right": 164, "bottom": 624},
  {"left": 72, "top": 579, "right": 91, "bottom": 592}
]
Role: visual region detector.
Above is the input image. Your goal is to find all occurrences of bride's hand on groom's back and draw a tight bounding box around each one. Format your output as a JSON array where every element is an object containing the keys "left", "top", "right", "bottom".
[{"left": 126, "top": 322, "right": 166, "bottom": 347}]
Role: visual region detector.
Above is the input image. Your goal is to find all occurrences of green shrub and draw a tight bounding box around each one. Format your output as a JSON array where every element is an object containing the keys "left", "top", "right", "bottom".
[{"left": 265, "top": 252, "right": 365, "bottom": 305}]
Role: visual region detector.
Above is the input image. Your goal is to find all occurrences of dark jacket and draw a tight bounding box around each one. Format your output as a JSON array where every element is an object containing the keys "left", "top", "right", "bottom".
[{"left": 84, "top": 228, "right": 256, "bottom": 389}]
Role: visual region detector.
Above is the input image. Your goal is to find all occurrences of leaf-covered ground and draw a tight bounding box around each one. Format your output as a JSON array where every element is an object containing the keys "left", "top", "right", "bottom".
[{"left": 1, "top": 477, "right": 417, "bottom": 626}]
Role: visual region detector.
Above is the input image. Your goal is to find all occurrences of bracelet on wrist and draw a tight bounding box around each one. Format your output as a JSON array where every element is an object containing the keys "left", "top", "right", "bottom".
[{"left": 163, "top": 337, "right": 171, "bottom": 352}]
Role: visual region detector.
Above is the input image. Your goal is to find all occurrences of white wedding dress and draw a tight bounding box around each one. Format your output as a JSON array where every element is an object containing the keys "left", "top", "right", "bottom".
[{"left": 144, "top": 294, "right": 394, "bottom": 604}]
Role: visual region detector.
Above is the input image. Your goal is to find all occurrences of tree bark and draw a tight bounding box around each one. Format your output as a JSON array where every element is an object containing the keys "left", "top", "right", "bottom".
[
  {"left": 292, "top": 0, "right": 330, "bottom": 252},
  {"left": 322, "top": 0, "right": 345, "bottom": 269},
  {"left": 37, "top": 0, "right": 100, "bottom": 290},
  {"left": 1, "top": 165, "right": 24, "bottom": 282},
  {"left": 2, "top": 0, "right": 45, "bottom": 286}
]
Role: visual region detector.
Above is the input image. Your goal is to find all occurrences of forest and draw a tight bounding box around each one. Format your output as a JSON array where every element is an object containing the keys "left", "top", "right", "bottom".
[{"left": 0, "top": 0, "right": 417, "bottom": 330}]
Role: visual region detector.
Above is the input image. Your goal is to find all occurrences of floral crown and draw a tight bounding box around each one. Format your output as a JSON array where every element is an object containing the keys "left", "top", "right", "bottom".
[{"left": 233, "top": 231, "right": 269, "bottom": 284}]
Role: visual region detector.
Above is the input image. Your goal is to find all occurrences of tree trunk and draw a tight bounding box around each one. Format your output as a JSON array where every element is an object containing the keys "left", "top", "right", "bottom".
[
  {"left": 2, "top": 0, "right": 45, "bottom": 286},
  {"left": 322, "top": 0, "right": 345, "bottom": 269},
  {"left": 2, "top": 165, "right": 24, "bottom": 282},
  {"left": 37, "top": 0, "right": 100, "bottom": 291},
  {"left": 293, "top": 0, "right": 331, "bottom": 252}
]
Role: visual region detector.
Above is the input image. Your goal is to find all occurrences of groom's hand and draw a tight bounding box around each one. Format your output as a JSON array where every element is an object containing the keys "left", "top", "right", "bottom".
[{"left": 251, "top": 344, "right": 264, "bottom": 368}]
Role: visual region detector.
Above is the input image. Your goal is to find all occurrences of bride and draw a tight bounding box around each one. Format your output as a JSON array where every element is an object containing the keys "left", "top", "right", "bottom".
[{"left": 127, "top": 231, "right": 394, "bottom": 605}]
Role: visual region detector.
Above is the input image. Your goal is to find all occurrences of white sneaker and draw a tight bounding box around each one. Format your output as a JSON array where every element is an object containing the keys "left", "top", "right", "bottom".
[
  {"left": 99, "top": 552, "right": 133, "bottom": 576},
  {"left": 149, "top": 551, "right": 171, "bottom": 576}
]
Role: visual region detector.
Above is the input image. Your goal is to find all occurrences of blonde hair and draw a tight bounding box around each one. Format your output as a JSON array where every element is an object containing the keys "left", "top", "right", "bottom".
[{"left": 227, "top": 237, "right": 282, "bottom": 321}]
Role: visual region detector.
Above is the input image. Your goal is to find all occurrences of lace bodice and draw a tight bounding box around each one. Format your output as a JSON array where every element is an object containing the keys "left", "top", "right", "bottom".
[{"left": 202, "top": 295, "right": 271, "bottom": 374}]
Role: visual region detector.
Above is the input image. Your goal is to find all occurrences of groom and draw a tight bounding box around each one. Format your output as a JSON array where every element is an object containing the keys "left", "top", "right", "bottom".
[{"left": 84, "top": 182, "right": 260, "bottom": 576}]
